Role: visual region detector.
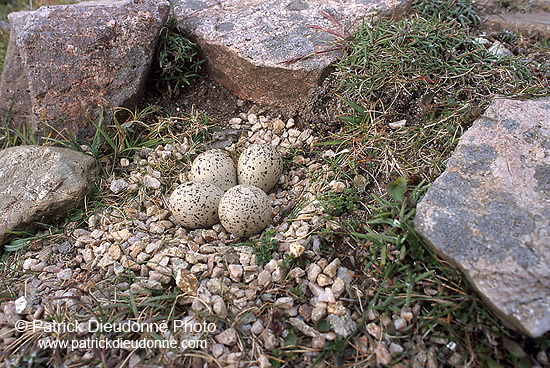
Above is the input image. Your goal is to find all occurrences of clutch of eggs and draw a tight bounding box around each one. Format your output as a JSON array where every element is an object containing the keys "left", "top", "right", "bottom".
[{"left": 169, "top": 144, "right": 283, "bottom": 237}]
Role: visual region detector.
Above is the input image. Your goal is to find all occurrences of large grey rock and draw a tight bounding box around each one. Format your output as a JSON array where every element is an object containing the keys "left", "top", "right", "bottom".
[
  {"left": 171, "top": 0, "right": 410, "bottom": 107},
  {"left": 0, "top": 145, "right": 98, "bottom": 246},
  {"left": 483, "top": 12, "right": 550, "bottom": 39},
  {"left": 414, "top": 97, "right": 550, "bottom": 338},
  {"left": 0, "top": 0, "right": 170, "bottom": 140}
]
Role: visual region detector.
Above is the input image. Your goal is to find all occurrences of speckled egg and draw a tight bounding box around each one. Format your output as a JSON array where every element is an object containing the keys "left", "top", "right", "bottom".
[
  {"left": 190, "top": 149, "right": 237, "bottom": 191},
  {"left": 237, "top": 144, "right": 283, "bottom": 192},
  {"left": 168, "top": 181, "right": 224, "bottom": 229},
  {"left": 218, "top": 185, "right": 272, "bottom": 237}
]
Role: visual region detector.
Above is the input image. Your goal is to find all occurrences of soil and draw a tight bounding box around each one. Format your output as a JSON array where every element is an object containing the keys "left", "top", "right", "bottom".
[{"left": 139, "top": 70, "right": 347, "bottom": 138}]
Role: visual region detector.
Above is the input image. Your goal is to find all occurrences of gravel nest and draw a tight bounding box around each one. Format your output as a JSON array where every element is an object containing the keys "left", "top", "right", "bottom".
[{"left": 0, "top": 109, "right": 474, "bottom": 368}]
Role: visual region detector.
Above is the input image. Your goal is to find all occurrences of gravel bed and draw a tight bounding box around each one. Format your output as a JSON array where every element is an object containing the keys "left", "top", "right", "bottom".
[{"left": 0, "top": 108, "right": 473, "bottom": 367}]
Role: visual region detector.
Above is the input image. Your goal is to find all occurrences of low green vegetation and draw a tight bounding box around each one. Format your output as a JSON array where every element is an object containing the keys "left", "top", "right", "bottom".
[
  {"left": 309, "top": 5, "right": 549, "bottom": 367},
  {"left": 251, "top": 228, "right": 279, "bottom": 266},
  {"left": 152, "top": 19, "right": 205, "bottom": 96},
  {"left": 412, "top": 0, "right": 480, "bottom": 27}
]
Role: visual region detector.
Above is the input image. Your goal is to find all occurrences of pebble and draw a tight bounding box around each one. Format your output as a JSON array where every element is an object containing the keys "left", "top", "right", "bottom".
[
  {"left": 327, "top": 313, "right": 357, "bottom": 337},
  {"left": 375, "top": 343, "right": 392, "bottom": 365},
  {"left": 311, "top": 307, "right": 327, "bottom": 323},
  {"left": 110, "top": 178, "right": 129, "bottom": 193},
  {"left": 366, "top": 322, "right": 382, "bottom": 339},
  {"left": 14, "top": 296, "right": 31, "bottom": 314},
  {"left": 271, "top": 268, "right": 285, "bottom": 283},
  {"left": 317, "top": 288, "right": 336, "bottom": 303},
  {"left": 323, "top": 259, "right": 340, "bottom": 278},
  {"left": 257, "top": 269, "right": 272, "bottom": 287},
  {"left": 215, "top": 328, "right": 238, "bottom": 346},
  {"left": 331, "top": 278, "right": 345, "bottom": 297},
  {"left": 228, "top": 264, "right": 243, "bottom": 280},
  {"left": 317, "top": 273, "right": 333, "bottom": 287},
  {"left": 212, "top": 296, "right": 228, "bottom": 319},
  {"left": 394, "top": 318, "right": 407, "bottom": 331},
  {"left": 289, "top": 243, "right": 305, "bottom": 257},
  {"left": 389, "top": 119, "right": 407, "bottom": 130},
  {"left": 307, "top": 264, "right": 322, "bottom": 283},
  {"left": 251, "top": 320, "right": 264, "bottom": 335},
  {"left": 212, "top": 343, "right": 225, "bottom": 358},
  {"left": 275, "top": 297, "right": 294, "bottom": 309},
  {"left": 299, "top": 304, "right": 313, "bottom": 320},
  {"left": 142, "top": 175, "right": 161, "bottom": 189},
  {"left": 389, "top": 342, "right": 404, "bottom": 356},
  {"left": 57, "top": 268, "right": 73, "bottom": 281}
]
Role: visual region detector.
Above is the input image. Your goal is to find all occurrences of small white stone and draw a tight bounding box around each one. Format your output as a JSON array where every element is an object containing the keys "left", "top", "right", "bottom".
[
  {"left": 271, "top": 268, "right": 285, "bottom": 283},
  {"left": 258, "top": 354, "right": 272, "bottom": 368},
  {"left": 331, "top": 277, "right": 346, "bottom": 297},
  {"left": 257, "top": 269, "right": 272, "bottom": 287},
  {"left": 57, "top": 268, "right": 73, "bottom": 281},
  {"left": 289, "top": 243, "right": 305, "bottom": 257},
  {"left": 366, "top": 322, "right": 382, "bottom": 339},
  {"left": 323, "top": 259, "right": 340, "bottom": 278},
  {"left": 22, "top": 258, "right": 39, "bottom": 271},
  {"left": 14, "top": 296, "right": 31, "bottom": 314},
  {"left": 488, "top": 40, "right": 512, "bottom": 56},
  {"left": 388, "top": 119, "right": 406, "bottom": 130},
  {"left": 318, "top": 288, "right": 336, "bottom": 303},
  {"left": 110, "top": 178, "right": 129, "bottom": 193},
  {"left": 228, "top": 264, "right": 243, "bottom": 280},
  {"left": 275, "top": 297, "right": 294, "bottom": 309},
  {"left": 317, "top": 273, "right": 333, "bottom": 287},
  {"left": 308, "top": 281, "right": 324, "bottom": 297},
  {"left": 142, "top": 175, "right": 161, "bottom": 189},
  {"left": 212, "top": 295, "right": 228, "bottom": 319},
  {"left": 311, "top": 307, "right": 327, "bottom": 323},
  {"left": 330, "top": 181, "right": 346, "bottom": 193},
  {"left": 394, "top": 318, "right": 407, "bottom": 331},
  {"left": 212, "top": 343, "right": 225, "bottom": 358},
  {"left": 375, "top": 343, "right": 392, "bottom": 365},
  {"left": 307, "top": 264, "right": 322, "bottom": 283},
  {"left": 265, "top": 259, "right": 279, "bottom": 272},
  {"left": 249, "top": 320, "right": 263, "bottom": 335},
  {"left": 389, "top": 342, "right": 404, "bottom": 356},
  {"left": 248, "top": 114, "right": 258, "bottom": 124},
  {"left": 215, "top": 328, "right": 238, "bottom": 346},
  {"left": 251, "top": 122, "right": 263, "bottom": 132}
]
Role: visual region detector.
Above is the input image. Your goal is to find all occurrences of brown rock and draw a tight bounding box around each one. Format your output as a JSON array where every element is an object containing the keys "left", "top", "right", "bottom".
[
  {"left": 415, "top": 97, "right": 550, "bottom": 338},
  {"left": 0, "top": 145, "right": 98, "bottom": 246},
  {"left": 0, "top": 0, "right": 170, "bottom": 140},
  {"left": 172, "top": 0, "right": 410, "bottom": 107}
]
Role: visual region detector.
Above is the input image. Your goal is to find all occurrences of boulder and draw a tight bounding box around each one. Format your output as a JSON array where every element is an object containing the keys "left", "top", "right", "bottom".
[
  {"left": 414, "top": 97, "right": 550, "bottom": 338},
  {"left": 483, "top": 11, "right": 550, "bottom": 39},
  {"left": 170, "top": 0, "right": 410, "bottom": 107},
  {"left": 0, "top": 0, "right": 170, "bottom": 140},
  {"left": 0, "top": 145, "right": 98, "bottom": 246}
]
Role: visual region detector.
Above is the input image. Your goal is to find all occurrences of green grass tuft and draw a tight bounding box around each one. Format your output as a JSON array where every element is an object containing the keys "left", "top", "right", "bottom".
[
  {"left": 412, "top": 0, "right": 481, "bottom": 27},
  {"left": 152, "top": 18, "right": 205, "bottom": 96}
]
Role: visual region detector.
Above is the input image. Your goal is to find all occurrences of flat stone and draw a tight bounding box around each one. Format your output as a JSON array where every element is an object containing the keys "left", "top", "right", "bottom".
[
  {"left": 327, "top": 313, "right": 357, "bottom": 337},
  {"left": 0, "top": 145, "right": 98, "bottom": 246},
  {"left": 414, "top": 97, "right": 550, "bottom": 338},
  {"left": 0, "top": 0, "right": 170, "bottom": 140},
  {"left": 171, "top": 0, "right": 410, "bottom": 107},
  {"left": 483, "top": 12, "right": 550, "bottom": 39}
]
